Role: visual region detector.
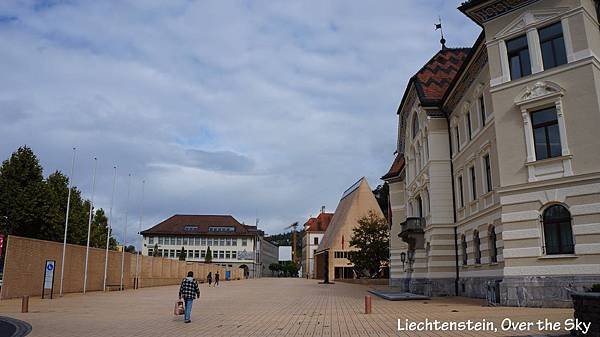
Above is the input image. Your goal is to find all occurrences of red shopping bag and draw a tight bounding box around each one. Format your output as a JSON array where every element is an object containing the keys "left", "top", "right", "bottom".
[{"left": 174, "top": 299, "right": 184, "bottom": 315}]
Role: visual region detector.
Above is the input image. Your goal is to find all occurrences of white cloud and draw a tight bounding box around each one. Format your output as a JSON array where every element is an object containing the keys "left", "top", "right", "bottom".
[{"left": 0, "top": 0, "right": 480, "bottom": 241}]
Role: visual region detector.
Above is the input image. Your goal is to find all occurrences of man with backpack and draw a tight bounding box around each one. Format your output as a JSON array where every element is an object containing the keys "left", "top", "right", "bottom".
[{"left": 178, "top": 271, "right": 200, "bottom": 323}]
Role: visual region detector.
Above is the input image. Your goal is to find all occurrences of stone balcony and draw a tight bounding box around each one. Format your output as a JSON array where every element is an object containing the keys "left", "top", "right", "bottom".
[{"left": 398, "top": 217, "right": 425, "bottom": 243}]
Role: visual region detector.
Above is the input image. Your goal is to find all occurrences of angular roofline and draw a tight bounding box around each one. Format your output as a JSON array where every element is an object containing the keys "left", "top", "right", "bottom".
[
  {"left": 440, "top": 31, "right": 486, "bottom": 113},
  {"left": 397, "top": 47, "right": 472, "bottom": 115}
]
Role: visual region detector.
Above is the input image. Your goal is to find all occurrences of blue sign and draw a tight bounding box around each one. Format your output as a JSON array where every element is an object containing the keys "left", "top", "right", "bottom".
[{"left": 44, "top": 260, "right": 56, "bottom": 289}]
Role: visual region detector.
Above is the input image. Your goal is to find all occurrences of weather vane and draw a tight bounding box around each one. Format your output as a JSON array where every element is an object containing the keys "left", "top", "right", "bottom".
[{"left": 435, "top": 16, "right": 446, "bottom": 49}]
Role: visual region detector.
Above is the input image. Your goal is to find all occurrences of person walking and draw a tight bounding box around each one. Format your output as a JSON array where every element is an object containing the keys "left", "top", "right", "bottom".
[
  {"left": 178, "top": 271, "right": 200, "bottom": 323},
  {"left": 214, "top": 271, "right": 220, "bottom": 287},
  {"left": 207, "top": 272, "right": 212, "bottom": 287}
]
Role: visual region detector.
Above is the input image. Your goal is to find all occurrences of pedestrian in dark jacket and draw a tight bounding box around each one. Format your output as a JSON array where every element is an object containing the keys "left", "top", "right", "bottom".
[
  {"left": 207, "top": 272, "right": 212, "bottom": 287},
  {"left": 215, "top": 271, "right": 220, "bottom": 287},
  {"left": 179, "top": 271, "right": 200, "bottom": 323}
]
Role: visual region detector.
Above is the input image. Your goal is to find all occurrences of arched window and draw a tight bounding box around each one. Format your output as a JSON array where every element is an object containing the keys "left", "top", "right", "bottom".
[
  {"left": 543, "top": 204, "right": 574, "bottom": 254},
  {"left": 489, "top": 226, "right": 498, "bottom": 263},
  {"left": 473, "top": 230, "right": 481, "bottom": 264},
  {"left": 412, "top": 112, "right": 419, "bottom": 139},
  {"left": 416, "top": 196, "right": 423, "bottom": 218},
  {"left": 461, "top": 235, "right": 467, "bottom": 266}
]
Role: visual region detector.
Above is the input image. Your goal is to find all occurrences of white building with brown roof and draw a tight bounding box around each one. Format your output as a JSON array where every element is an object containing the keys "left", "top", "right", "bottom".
[
  {"left": 301, "top": 208, "right": 334, "bottom": 278},
  {"left": 141, "top": 214, "right": 265, "bottom": 278}
]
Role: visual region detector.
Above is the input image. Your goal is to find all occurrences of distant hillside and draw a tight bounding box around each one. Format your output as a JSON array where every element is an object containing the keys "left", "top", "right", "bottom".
[{"left": 266, "top": 231, "right": 302, "bottom": 254}]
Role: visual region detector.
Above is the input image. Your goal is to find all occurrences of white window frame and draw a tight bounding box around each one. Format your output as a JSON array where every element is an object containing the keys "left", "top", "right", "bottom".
[
  {"left": 514, "top": 81, "right": 572, "bottom": 182},
  {"left": 468, "top": 164, "right": 477, "bottom": 202},
  {"left": 492, "top": 9, "right": 574, "bottom": 86},
  {"left": 481, "top": 152, "right": 493, "bottom": 195}
]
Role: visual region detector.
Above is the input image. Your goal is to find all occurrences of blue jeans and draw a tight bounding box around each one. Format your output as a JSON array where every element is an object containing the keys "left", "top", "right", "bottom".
[{"left": 184, "top": 298, "right": 193, "bottom": 321}]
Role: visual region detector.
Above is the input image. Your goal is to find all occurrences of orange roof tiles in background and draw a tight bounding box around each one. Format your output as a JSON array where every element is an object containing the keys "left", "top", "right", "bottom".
[
  {"left": 381, "top": 154, "right": 405, "bottom": 180},
  {"left": 304, "top": 211, "right": 333, "bottom": 232}
]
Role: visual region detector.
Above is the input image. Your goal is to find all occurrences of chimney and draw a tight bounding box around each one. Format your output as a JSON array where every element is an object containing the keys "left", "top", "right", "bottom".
[{"left": 321, "top": 206, "right": 325, "bottom": 214}]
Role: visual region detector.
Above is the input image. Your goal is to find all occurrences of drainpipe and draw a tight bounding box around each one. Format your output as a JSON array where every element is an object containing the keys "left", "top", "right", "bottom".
[{"left": 445, "top": 116, "right": 459, "bottom": 296}]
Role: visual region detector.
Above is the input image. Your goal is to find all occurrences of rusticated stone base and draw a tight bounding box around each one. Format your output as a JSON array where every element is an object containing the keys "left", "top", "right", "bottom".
[
  {"left": 571, "top": 292, "right": 600, "bottom": 336},
  {"left": 459, "top": 277, "right": 503, "bottom": 299},
  {"left": 392, "top": 275, "right": 600, "bottom": 307},
  {"left": 389, "top": 277, "right": 456, "bottom": 296},
  {"left": 500, "top": 275, "right": 600, "bottom": 308}
]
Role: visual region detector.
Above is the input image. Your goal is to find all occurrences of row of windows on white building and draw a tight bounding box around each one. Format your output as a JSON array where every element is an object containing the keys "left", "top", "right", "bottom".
[
  {"left": 148, "top": 247, "right": 242, "bottom": 260},
  {"left": 148, "top": 236, "right": 249, "bottom": 247}
]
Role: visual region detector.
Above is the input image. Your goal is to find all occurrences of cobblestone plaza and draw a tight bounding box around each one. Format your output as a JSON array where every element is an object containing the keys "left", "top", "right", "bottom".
[{"left": 0, "top": 278, "right": 574, "bottom": 336}]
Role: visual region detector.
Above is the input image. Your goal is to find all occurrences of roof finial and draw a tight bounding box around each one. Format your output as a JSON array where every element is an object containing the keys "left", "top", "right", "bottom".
[{"left": 435, "top": 16, "right": 446, "bottom": 50}]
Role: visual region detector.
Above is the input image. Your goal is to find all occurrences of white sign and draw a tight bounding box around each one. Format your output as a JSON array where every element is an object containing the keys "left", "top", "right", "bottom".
[
  {"left": 237, "top": 250, "right": 254, "bottom": 260},
  {"left": 44, "top": 260, "right": 55, "bottom": 290}
]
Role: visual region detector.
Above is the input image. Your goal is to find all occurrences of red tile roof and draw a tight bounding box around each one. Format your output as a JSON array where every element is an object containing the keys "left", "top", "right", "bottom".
[
  {"left": 413, "top": 48, "right": 471, "bottom": 105},
  {"left": 304, "top": 212, "right": 333, "bottom": 232},
  {"left": 140, "top": 214, "right": 258, "bottom": 236},
  {"left": 381, "top": 154, "right": 405, "bottom": 180}
]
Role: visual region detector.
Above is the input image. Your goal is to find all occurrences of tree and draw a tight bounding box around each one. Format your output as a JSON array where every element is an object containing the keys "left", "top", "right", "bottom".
[
  {"left": 205, "top": 246, "right": 212, "bottom": 263},
  {"left": 373, "top": 183, "right": 390, "bottom": 221},
  {"left": 88, "top": 208, "right": 116, "bottom": 249},
  {"left": 0, "top": 147, "right": 120, "bottom": 251},
  {"left": 281, "top": 261, "right": 299, "bottom": 277},
  {"left": 348, "top": 210, "right": 389, "bottom": 278},
  {"left": 152, "top": 243, "right": 159, "bottom": 257},
  {"left": 178, "top": 246, "right": 186, "bottom": 261},
  {"left": 268, "top": 262, "right": 279, "bottom": 276},
  {"left": 125, "top": 245, "right": 136, "bottom": 253},
  {"left": 0, "top": 146, "right": 47, "bottom": 239}
]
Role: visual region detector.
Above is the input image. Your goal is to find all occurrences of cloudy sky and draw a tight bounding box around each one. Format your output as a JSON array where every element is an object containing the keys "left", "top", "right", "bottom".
[{"left": 0, "top": 0, "right": 480, "bottom": 244}]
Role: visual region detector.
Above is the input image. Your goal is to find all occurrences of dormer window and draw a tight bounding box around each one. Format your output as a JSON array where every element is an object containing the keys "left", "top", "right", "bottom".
[
  {"left": 539, "top": 22, "right": 567, "bottom": 70},
  {"left": 412, "top": 113, "right": 419, "bottom": 139},
  {"left": 507, "top": 34, "right": 531, "bottom": 80}
]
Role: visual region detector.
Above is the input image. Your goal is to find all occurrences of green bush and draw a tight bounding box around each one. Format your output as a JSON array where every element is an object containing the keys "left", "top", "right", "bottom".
[{"left": 591, "top": 284, "right": 600, "bottom": 292}]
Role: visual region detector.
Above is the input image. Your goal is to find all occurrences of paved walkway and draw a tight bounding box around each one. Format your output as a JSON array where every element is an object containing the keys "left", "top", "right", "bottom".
[{"left": 0, "top": 278, "right": 574, "bottom": 336}]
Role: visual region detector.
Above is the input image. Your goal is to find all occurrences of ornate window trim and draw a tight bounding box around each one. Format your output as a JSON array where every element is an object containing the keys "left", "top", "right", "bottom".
[
  {"left": 493, "top": 8, "right": 572, "bottom": 86},
  {"left": 514, "top": 81, "right": 572, "bottom": 182}
]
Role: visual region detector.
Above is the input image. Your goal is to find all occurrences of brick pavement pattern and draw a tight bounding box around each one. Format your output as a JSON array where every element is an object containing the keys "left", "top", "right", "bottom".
[{"left": 0, "top": 278, "right": 573, "bottom": 336}]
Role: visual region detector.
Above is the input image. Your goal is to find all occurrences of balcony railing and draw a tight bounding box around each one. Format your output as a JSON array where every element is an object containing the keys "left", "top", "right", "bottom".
[{"left": 399, "top": 217, "right": 425, "bottom": 237}]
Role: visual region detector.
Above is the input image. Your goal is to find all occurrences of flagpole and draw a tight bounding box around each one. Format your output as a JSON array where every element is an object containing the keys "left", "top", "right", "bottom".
[
  {"left": 120, "top": 173, "right": 131, "bottom": 291},
  {"left": 59, "top": 147, "right": 76, "bottom": 297},
  {"left": 103, "top": 166, "right": 117, "bottom": 291},
  {"left": 83, "top": 157, "right": 98, "bottom": 294},
  {"left": 135, "top": 179, "right": 145, "bottom": 289}
]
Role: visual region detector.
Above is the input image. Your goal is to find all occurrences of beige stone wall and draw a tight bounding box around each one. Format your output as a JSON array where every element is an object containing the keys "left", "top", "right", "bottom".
[
  {"left": 499, "top": 179, "right": 600, "bottom": 276},
  {"left": 0, "top": 236, "right": 240, "bottom": 299},
  {"left": 388, "top": 179, "right": 408, "bottom": 281}
]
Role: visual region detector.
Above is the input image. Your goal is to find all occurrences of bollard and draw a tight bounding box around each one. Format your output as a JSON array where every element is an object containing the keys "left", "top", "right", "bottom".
[
  {"left": 21, "top": 295, "right": 29, "bottom": 313},
  {"left": 364, "top": 295, "right": 372, "bottom": 314}
]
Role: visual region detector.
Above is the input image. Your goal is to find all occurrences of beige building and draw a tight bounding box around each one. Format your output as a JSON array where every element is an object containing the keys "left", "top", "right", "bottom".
[
  {"left": 315, "top": 178, "right": 385, "bottom": 280},
  {"left": 383, "top": 0, "right": 600, "bottom": 307},
  {"left": 301, "top": 209, "right": 334, "bottom": 278}
]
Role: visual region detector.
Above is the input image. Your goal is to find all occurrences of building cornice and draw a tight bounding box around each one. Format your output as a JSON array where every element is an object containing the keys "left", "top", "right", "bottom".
[{"left": 459, "top": 0, "right": 542, "bottom": 26}]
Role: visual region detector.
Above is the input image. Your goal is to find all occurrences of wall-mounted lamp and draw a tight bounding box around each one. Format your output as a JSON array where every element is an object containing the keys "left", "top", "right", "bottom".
[{"left": 400, "top": 252, "right": 406, "bottom": 270}]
